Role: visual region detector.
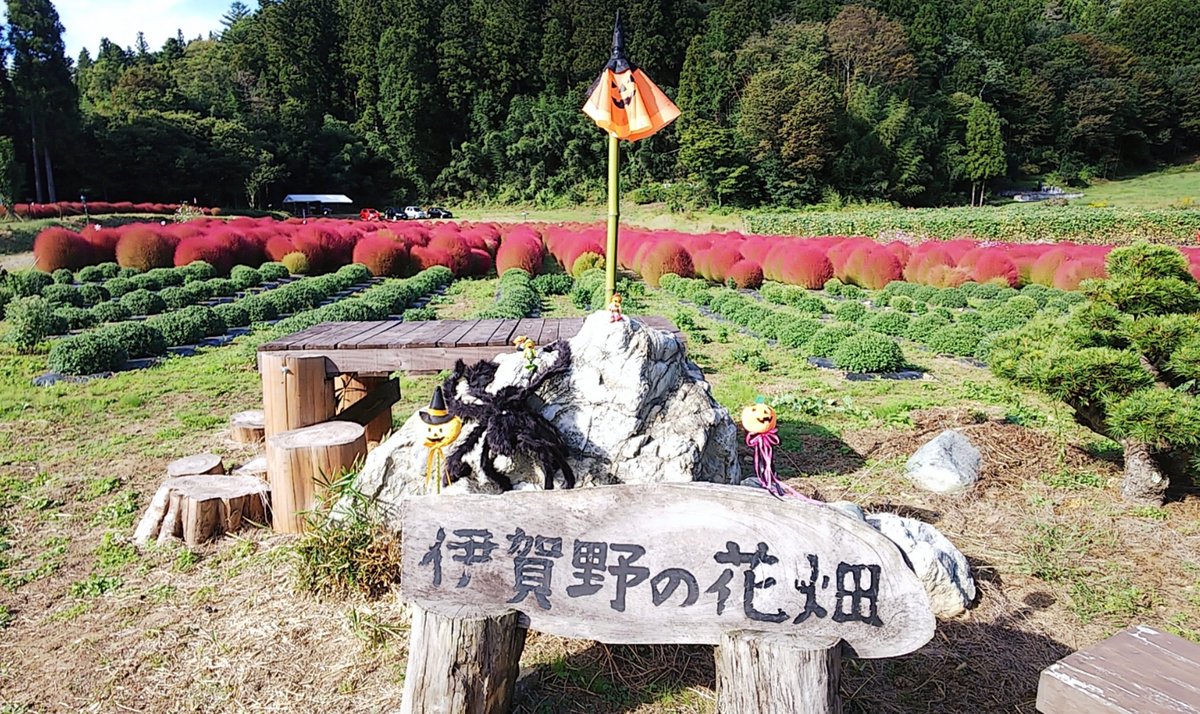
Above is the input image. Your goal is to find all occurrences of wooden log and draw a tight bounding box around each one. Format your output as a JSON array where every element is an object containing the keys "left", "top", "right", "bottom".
[
  {"left": 335, "top": 374, "right": 397, "bottom": 446},
  {"left": 166, "top": 453, "right": 225, "bottom": 477},
  {"left": 134, "top": 475, "right": 271, "bottom": 547},
  {"left": 266, "top": 421, "right": 367, "bottom": 534},
  {"left": 229, "top": 410, "right": 266, "bottom": 444},
  {"left": 233, "top": 455, "right": 268, "bottom": 481},
  {"left": 400, "top": 603, "right": 526, "bottom": 714},
  {"left": 260, "top": 354, "right": 335, "bottom": 438},
  {"left": 716, "top": 632, "right": 842, "bottom": 714}
]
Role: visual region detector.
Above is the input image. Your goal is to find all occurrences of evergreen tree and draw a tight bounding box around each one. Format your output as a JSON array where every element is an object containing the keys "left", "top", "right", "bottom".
[{"left": 963, "top": 98, "right": 1005, "bottom": 205}]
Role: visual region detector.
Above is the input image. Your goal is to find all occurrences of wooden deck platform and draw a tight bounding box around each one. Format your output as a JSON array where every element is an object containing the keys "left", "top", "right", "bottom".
[{"left": 257, "top": 316, "right": 682, "bottom": 375}]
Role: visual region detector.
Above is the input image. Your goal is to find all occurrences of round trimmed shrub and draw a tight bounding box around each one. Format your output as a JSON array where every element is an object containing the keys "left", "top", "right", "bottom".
[
  {"left": 929, "top": 288, "right": 968, "bottom": 309},
  {"left": 865, "top": 309, "right": 912, "bottom": 337},
  {"left": 888, "top": 295, "right": 915, "bottom": 312},
  {"left": 147, "top": 267, "right": 184, "bottom": 287},
  {"left": 832, "top": 331, "right": 906, "bottom": 373},
  {"left": 52, "top": 268, "right": 73, "bottom": 285},
  {"left": 90, "top": 301, "right": 132, "bottom": 323},
  {"left": 33, "top": 228, "right": 92, "bottom": 272},
  {"left": 48, "top": 332, "right": 128, "bottom": 375},
  {"left": 158, "top": 286, "right": 190, "bottom": 310},
  {"left": 728, "top": 260, "right": 764, "bottom": 289},
  {"left": 907, "top": 312, "right": 952, "bottom": 342},
  {"left": 10, "top": 270, "right": 53, "bottom": 297},
  {"left": 925, "top": 323, "right": 987, "bottom": 356},
  {"left": 42, "top": 284, "right": 82, "bottom": 307},
  {"left": 6, "top": 296, "right": 54, "bottom": 351},
  {"left": 182, "top": 281, "right": 214, "bottom": 302},
  {"left": 805, "top": 324, "right": 860, "bottom": 357},
  {"left": 823, "top": 278, "right": 843, "bottom": 295},
  {"left": 642, "top": 243, "right": 694, "bottom": 286},
  {"left": 213, "top": 302, "right": 250, "bottom": 328},
  {"left": 77, "top": 265, "right": 105, "bottom": 283},
  {"left": 281, "top": 251, "right": 310, "bottom": 275},
  {"left": 206, "top": 278, "right": 238, "bottom": 297},
  {"left": 182, "top": 260, "right": 216, "bottom": 282},
  {"left": 533, "top": 273, "right": 574, "bottom": 295},
  {"left": 840, "top": 284, "right": 866, "bottom": 300},
  {"left": 129, "top": 273, "right": 163, "bottom": 292},
  {"left": 76, "top": 284, "right": 110, "bottom": 307},
  {"left": 230, "top": 266, "right": 263, "bottom": 290},
  {"left": 912, "top": 285, "right": 938, "bottom": 303},
  {"left": 326, "top": 299, "right": 384, "bottom": 322},
  {"left": 353, "top": 236, "right": 412, "bottom": 277},
  {"left": 779, "top": 248, "right": 834, "bottom": 289},
  {"left": 96, "top": 262, "right": 121, "bottom": 280},
  {"left": 103, "top": 322, "right": 168, "bottom": 357},
  {"left": 115, "top": 228, "right": 174, "bottom": 270},
  {"left": 258, "top": 262, "right": 290, "bottom": 281},
  {"left": 239, "top": 295, "right": 279, "bottom": 323},
  {"left": 120, "top": 289, "right": 167, "bottom": 315},
  {"left": 833, "top": 301, "right": 867, "bottom": 323},
  {"left": 147, "top": 305, "right": 226, "bottom": 345},
  {"left": 174, "top": 237, "right": 233, "bottom": 275},
  {"left": 102, "top": 277, "right": 134, "bottom": 298},
  {"left": 117, "top": 266, "right": 141, "bottom": 279},
  {"left": 54, "top": 306, "right": 97, "bottom": 330},
  {"left": 775, "top": 317, "right": 823, "bottom": 348}
]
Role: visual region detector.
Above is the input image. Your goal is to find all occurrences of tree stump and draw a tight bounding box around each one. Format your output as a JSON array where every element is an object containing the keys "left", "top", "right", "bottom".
[
  {"left": 335, "top": 374, "right": 394, "bottom": 447},
  {"left": 260, "top": 354, "right": 335, "bottom": 438},
  {"left": 266, "top": 420, "right": 367, "bottom": 534},
  {"left": 166, "top": 453, "right": 225, "bottom": 477},
  {"left": 229, "top": 410, "right": 266, "bottom": 444},
  {"left": 233, "top": 455, "right": 268, "bottom": 481},
  {"left": 133, "top": 474, "right": 270, "bottom": 547},
  {"left": 715, "top": 632, "right": 842, "bottom": 714},
  {"left": 400, "top": 604, "right": 526, "bottom": 714}
]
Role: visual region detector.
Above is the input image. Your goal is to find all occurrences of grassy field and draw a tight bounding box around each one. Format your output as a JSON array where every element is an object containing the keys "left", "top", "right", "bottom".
[
  {"left": 454, "top": 204, "right": 748, "bottom": 234},
  {"left": 0, "top": 270, "right": 1196, "bottom": 713},
  {"left": 1076, "top": 163, "right": 1200, "bottom": 209}
]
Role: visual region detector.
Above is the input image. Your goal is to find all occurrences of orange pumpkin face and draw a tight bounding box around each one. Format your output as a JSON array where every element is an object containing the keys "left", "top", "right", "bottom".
[{"left": 740, "top": 402, "right": 777, "bottom": 434}]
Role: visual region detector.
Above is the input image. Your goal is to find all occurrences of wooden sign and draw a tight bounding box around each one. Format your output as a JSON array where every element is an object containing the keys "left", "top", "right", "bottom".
[{"left": 401, "top": 483, "right": 934, "bottom": 659}]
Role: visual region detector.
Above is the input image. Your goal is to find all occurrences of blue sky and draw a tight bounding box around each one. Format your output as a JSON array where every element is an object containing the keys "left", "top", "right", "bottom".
[{"left": 53, "top": 0, "right": 231, "bottom": 60}]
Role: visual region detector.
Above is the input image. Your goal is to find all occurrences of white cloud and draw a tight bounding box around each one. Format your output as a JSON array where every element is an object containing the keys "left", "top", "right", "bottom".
[{"left": 54, "top": 0, "right": 230, "bottom": 60}]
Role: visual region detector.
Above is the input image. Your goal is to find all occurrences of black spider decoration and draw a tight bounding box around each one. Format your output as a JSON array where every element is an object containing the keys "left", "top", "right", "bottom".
[{"left": 441, "top": 341, "right": 576, "bottom": 492}]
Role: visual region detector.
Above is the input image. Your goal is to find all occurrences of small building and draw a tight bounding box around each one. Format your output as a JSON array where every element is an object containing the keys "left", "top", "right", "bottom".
[{"left": 281, "top": 194, "right": 353, "bottom": 217}]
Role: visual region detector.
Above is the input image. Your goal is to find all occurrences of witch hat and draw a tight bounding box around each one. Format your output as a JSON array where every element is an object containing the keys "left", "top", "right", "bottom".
[
  {"left": 607, "top": 9, "right": 632, "bottom": 73},
  {"left": 419, "top": 386, "right": 454, "bottom": 425}
]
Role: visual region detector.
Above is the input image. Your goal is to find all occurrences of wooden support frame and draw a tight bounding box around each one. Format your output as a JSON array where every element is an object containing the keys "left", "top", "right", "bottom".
[{"left": 334, "top": 375, "right": 400, "bottom": 445}]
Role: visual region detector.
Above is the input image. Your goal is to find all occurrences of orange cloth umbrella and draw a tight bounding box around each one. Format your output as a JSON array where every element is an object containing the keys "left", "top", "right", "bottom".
[{"left": 583, "top": 13, "right": 680, "bottom": 142}]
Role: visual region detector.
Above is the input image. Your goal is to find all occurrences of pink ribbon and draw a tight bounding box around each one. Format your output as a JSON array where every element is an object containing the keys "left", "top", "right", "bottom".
[{"left": 745, "top": 428, "right": 821, "bottom": 503}]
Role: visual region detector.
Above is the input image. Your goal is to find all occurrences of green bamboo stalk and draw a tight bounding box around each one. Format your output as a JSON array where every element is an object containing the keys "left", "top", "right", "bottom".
[{"left": 606, "top": 133, "right": 620, "bottom": 301}]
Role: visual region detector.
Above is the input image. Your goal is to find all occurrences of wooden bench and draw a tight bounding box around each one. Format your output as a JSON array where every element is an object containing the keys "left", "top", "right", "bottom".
[{"left": 1037, "top": 624, "right": 1200, "bottom": 713}]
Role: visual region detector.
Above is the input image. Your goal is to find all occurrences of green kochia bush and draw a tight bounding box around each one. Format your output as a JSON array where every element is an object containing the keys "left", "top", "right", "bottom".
[
  {"left": 103, "top": 322, "right": 168, "bottom": 357},
  {"left": 147, "top": 305, "right": 226, "bottom": 346},
  {"left": 805, "top": 324, "right": 860, "bottom": 357},
  {"left": 865, "top": 309, "right": 912, "bottom": 337},
  {"left": 90, "top": 301, "right": 132, "bottom": 324},
  {"left": 888, "top": 295, "right": 916, "bottom": 312},
  {"left": 988, "top": 243, "right": 1200, "bottom": 505},
  {"left": 258, "top": 262, "right": 290, "bottom": 281},
  {"left": 477, "top": 269, "right": 540, "bottom": 319},
  {"left": 41, "top": 284, "right": 82, "bottom": 308},
  {"left": 102, "top": 277, "right": 134, "bottom": 298},
  {"left": 230, "top": 266, "right": 263, "bottom": 291},
  {"left": 48, "top": 332, "right": 128, "bottom": 375},
  {"left": 832, "top": 331, "right": 906, "bottom": 373},
  {"left": 238, "top": 295, "right": 279, "bottom": 323},
  {"left": 54, "top": 306, "right": 97, "bottom": 330},
  {"left": 120, "top": 289, "right": 167, "bottom": 316},
  {"left": 833, "top": 301, "right": 867, "bottom": 323},
  {"left": 775, "top": 316, "right": 823, "bottom": 348},
  {"left": 925, "top": 324, "right": 987, "bottom": 356},
  {"left": 6, "top": 296, "right": 54, "bottom": 352},
  {"left": 929, "top": 288, "right": 968, "bottom": 309},
  {"left": 213, "top": 303, "right": 250, "bottom": 328},
  {"left": 9, "top": 270, "right": 53, "bottom": 297},
  {"left": 907, "top": 312, "right": 952, "bottom": 342},
  {"left": 76, "top": 284, "right": 109, "bottom": 307},
  {"left": 158, "top": 286, "right": 190, "bottom": 310},
  {"left": 532, "top": 273, "right": 574, "bottom": 295},
  {"left": 52, "top": 268, "right": 73, "bottom": 285}
]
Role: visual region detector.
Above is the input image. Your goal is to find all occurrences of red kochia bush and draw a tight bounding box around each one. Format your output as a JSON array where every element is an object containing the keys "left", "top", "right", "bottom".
[
  {"left": 429, "top": 233, "right": 472, "bottom": 275},
  {"left": 971, "top": 251, "right": 1020, "bottom": 287},
  {"left": 82, "top": 226, "right": 121, "bottom": 263},
  {"left": 116, "top": 227, "right": 176, "bottom": 270},
  {"left": 265, "top": 235, "right": 297, "bottom": 261},
  {"left": 777, "top": 247, "right": 834, "bottom": 289},
  {"left": 33, "top": 228, "right": 92, "bottom": 272},
  {"left": 175, "top": 236, "right": 234, "bottom": 274},
  {"left": 496, "top": 234, "right": 544, "bottom": 275},
  {"left": 903, "top": 246, "right": 953, "bottom": 284},
  {"left": 642, "top": 242, "right": 694, "bottom": 286},
  {"left": 728, "top": 260, "right": 764, "bottom": 289},
  {"left": 353, "top": 236, "right": 412, "bottom": 277},
  {"left": 1029, "top": 248, "right": 1070, "bottom": 286},
  {"left": 844, "top": 246, "right": 902, "bottom": 290},
  {"left": 411, "top": 245, "right": 455, "bottom": 272},
  {"left": 1053, "top": 259, "right": 1107, "bottom": 290},
  {"left": 703, "top": 243, "right": 742, "bottom": 282}
]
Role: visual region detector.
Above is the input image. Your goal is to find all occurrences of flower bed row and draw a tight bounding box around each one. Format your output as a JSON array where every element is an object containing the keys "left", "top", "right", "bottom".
[
  {"left": 44, "top": 266, "right": 452, "bottom": 376},
  {"left": 2, "top": 201, "right": 215, "bottom": 220}
]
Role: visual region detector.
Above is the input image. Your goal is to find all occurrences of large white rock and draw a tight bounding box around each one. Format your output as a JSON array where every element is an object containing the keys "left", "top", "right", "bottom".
[
  {"left": 866, "top": 512, "right": 976, "bottom": 618},
  {"left": 354, "top": 311, "right": 739, "bottom": 528},
  {"left": 905, "top": 429, "right": 981, "bottom": 494}
]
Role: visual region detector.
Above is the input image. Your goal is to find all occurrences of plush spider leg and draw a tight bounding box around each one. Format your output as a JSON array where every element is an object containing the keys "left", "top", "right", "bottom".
[
  {"left": 443, "top": 424, "right": 483, "bottom": 487},
  {"left": 479, "top": 438, "right": 514, "bottom": 492}
]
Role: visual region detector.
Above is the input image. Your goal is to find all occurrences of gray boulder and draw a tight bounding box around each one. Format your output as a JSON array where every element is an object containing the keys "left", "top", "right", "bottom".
[
  {"left": 866, "top": 512, "right": 976, "bottom": 618},
  {"left": 353, "top": 311, "right": 739, "bottom": 528},
  {"left": 906, "top": 429, "right": 981, "bottom": 494}
]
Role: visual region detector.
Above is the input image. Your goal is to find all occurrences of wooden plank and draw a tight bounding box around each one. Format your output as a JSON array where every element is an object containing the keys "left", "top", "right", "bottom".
[
  {"left": 336, "top": 321, "right": 397, "bottom": 349},
  {"left": 307, "top": 322, "right": 372, "bottom": 350},
  {"left": 259, "top": 322, "right": 336, "bottom": 352},
  {"left": 405, "top": 320, "right": 457, "bottom": 348},
  {"left": 400, "top": 482, "right": 935, "bottom": 658},
  {"left": 457, "top": 319, "right": 506, "bottom": 347},
  {"left": 513, "top": 318, "right": 546, "bottom": 345},
  {"left": 554, "top": 317, "right": 586, "bottom": 340},
  {"left": 334, "top": 378, "right": 401, "bottom": 427},
  {"left": 356, "top": 321, "right": 424, "bottom": 349},
  {"left": 485, "top": 319, "right": 522, "bottom": 347},
  {"left": 436, "top": 320, "right": 480, "bottom": 348},
  {"left": 1037, "top": 624, "right": 1200, "bottom": 713},
  {"left": 541, "top": 320, "right": 561, "bottom": 344}
]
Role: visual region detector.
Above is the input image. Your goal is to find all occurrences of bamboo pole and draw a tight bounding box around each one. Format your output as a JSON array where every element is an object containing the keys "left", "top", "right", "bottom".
[{"left": 605, "top": 133, "right": 620, "bottom": 301}]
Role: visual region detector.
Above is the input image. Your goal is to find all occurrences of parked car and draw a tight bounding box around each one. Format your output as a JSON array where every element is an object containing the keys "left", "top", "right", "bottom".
[
  {"left": 382, "top": 206, "right": 404, "bottom": 220},
  {"left": 427, "top": 206, "right": 453, "bottom": 219},
  {"left": 403, "top": 205, "right": 428, "bottom": 219}
]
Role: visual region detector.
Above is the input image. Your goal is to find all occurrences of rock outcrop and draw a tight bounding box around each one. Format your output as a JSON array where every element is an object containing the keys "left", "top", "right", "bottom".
[
  {"left": 866, "top": 512, "right": 977, "bottom": 618},
  {"left": 906, "top": 429, "right": 982, "bottom": 494}
]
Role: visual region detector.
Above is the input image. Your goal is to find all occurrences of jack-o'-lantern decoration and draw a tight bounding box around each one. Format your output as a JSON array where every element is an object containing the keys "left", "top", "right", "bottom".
[
  {"left": 420, "top": 386, "right": 463, "bottom": 493},
  {"left": 741, "top": 399, "right": 777, "bottom": 435}
]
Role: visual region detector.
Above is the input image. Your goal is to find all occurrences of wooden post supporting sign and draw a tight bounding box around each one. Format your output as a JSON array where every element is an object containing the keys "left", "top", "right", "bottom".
[{"left": 399, "top": 483, "right": 935, "bottom": 713}]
